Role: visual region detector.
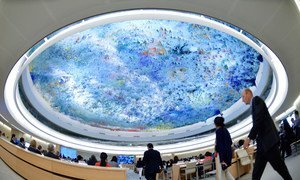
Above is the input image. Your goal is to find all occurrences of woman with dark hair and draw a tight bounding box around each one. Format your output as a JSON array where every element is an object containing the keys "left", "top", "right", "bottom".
[
  {"left": 10, "top": 134, "right": 17, "bottom": 145},
  {"left": 214, "top": 116, "right": 234, "bottom": 180},
  {"left": 109, "top": 156, "right": 119, "bottom": 167},
  {"left": 17, "top": 137, "right": 26, "bottom": 149},
  {"left": 173, "top": 156, "right": 179, "bottom": 164},
  {"left": 95, "top": 152, "right": 111, "bottom": 167},
  {"left": 87, "top": 155, "right": 97, "bottom": 165},
  {"left": 238, "top": 139, "right": 245, "bottom": 148}
]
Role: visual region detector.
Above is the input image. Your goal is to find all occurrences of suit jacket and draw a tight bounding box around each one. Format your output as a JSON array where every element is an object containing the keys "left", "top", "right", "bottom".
[
  {"left": 215, "top": 127, "right": 232, "bottom": 166},
  {"left": 248, "top": 96, "right": 279, "bottom": 152},
  {"left": 294, "top": 118, "right": 300, "bottom": 139},
  {"left": 44, "top": 151, "right": 60, "bottom": 159},
  {"left": 28, "top": 146, "right": 42, "bottom": 155},
  {"left": 143, "top": 149, "right": 162, "bottom": 174}
]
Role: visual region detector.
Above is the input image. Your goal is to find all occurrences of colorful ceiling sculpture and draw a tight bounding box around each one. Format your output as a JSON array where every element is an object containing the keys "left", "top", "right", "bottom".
[{"left": 28, "top": 19, "right": 262, "bottom": 132}]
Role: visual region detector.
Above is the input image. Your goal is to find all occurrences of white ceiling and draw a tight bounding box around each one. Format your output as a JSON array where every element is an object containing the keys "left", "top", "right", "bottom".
[{"left": 0, "top": 0, "right": 299, "bottom": 147}]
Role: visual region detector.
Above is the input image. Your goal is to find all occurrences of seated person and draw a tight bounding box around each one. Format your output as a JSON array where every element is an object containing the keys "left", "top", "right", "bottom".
[
  {"left": 167, "top": 159, "right": 174, "bottom": 168},
  {"left": 17, "top": 137, "right": 26, "bottom": 149},
  {"left": 55, "top": 151, "right": 61, "bottom": 159},
  {"left": 109, "top": 156, "right": 119, "bottom": 167},
  {"left": 76, "top": 155, "right": 87, "bottom": 165},
  {"left": 173, "top": 156, "right": 179, "bottom": 164},
  {"left": 10, "top": 134, "right": 18, "bottom": 145},
  {"left": 198, "top": 151, "right": 213, "bottom": 176},
  {"left": 204, "top": 151, "right": 212, "bottom": 161},
  {"left": 87, "top": 155, "right": 97, "bottom": 165},
  {"left": 199, "top": 153, "right": 205, "bottom": 159},
  {"left": 44, "top": 144, "right": 59, "bottom": 159},
  {"left": 37, "top": 145, "right": 43, "bottom": 154},
  {"left": 95, "top": 152, "right": 111, "bottom": 167},
  {"left": 28, "top": 139, "right": 42, "bottom": 155},
  {"left": 238, "top": 139, "right": 245, "bottom": 149}
]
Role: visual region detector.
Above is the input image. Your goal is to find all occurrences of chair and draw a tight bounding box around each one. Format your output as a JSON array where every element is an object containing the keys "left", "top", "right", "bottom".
[
  {"left": 157, "top": 170, "right": 165, "bottom": 180},
  {"left": 158, "top": 167, "right": 171, "bottom": 180},
  {"left": 182, "top": 162, "right": 198, "bottom": 180},
  {"left": 236, "top": 149, "right": 252, "bottom": 178},
  {"left": 236, "top": 149, "right": 251, "bottom": 166},
  {"left": 201, "top": 159, "right": 213, "bottom": 179},
  {"left": 166, "top": 168, "right": 172, "bottom": 180}
]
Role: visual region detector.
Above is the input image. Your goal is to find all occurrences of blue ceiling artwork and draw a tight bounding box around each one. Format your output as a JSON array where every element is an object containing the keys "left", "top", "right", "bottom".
[{"left": 28, "top": 19, "right": 262, "bottom": 132}]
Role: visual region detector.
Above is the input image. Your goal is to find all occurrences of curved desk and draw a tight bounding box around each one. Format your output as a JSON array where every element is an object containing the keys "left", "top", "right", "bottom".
[{"left": 0, "top": 138, "right": 126, "bottom": 180}]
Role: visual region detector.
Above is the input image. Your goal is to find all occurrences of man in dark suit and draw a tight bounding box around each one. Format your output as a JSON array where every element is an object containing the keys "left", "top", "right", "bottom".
[
  {"left": 242, "top": 88, "right": 292, "bottom": 180},
  {"left": 143, "top": 143, "right": 163, "bottom": 180},
  {"left": 293, "top": 110, "right": 300, "bottom": 140}
]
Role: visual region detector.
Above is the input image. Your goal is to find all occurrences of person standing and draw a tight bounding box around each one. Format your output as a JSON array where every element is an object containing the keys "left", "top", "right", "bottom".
[
  {"left": 242, "top": 88, "right": 292, "bottom": 180},
  {"left": 142, "top": 143, "right": 163, "bottom": 180},
  {"left": 214, "top": 116, "right": 234, "bottom": 180},
  {"left": 293, "top": 110, "right": 300, "bottom": 140},
  {"left": 279, "top": 124, "right": 287, "bottom": 159},
  {"left": 282, "top": 119, "right": 295, "bottom": 157},
  {"left": 136, "top": 158, "right": 144, "bottom": 180}
]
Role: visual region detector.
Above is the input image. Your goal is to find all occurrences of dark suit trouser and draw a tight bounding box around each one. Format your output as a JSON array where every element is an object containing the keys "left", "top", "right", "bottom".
[
  {"left": 252, "top": 145, "right": 292, "bottom": 180},
  {"left": 145, "top": 172, "right": 156, "bottom": 180}
]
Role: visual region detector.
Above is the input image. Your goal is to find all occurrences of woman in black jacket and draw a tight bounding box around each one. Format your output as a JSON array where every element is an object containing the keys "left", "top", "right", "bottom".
[{"left": 214, "top": 116, "right": 234, "bottom": 180}]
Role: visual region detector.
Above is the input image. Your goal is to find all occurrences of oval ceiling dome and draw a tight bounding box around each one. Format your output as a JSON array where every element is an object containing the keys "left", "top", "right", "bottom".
[{"left": 27, "top": 17, "right": 262, "bottom": 132}]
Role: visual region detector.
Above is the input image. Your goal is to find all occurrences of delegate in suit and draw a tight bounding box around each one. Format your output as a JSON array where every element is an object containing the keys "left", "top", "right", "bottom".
[
  {"left": 242, "top": 88, "right": 292, "bottom": 180},
  {"left": 143, "top": 143, "right": 163, "bottom": 180}
]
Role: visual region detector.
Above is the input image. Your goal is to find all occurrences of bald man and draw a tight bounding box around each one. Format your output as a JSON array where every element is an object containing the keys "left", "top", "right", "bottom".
[{"left": 242, "top": 88, "right": 292, "bottom": 180}]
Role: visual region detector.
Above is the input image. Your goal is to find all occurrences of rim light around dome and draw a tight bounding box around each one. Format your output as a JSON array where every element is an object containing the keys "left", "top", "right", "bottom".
[{"left": 4, "top": 9, "right": 287, "bottom": 154}]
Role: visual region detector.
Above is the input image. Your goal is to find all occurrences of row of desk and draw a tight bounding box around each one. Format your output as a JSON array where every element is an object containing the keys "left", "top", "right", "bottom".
[
  {"left": 0, "top": 137, "right": 127, "bottom": 180},
  {"left": 171, "top": 159, "right": 212, "bottom": 180},
  {"left": 169, "top": 147, "right": 255, "bottom": 180}
]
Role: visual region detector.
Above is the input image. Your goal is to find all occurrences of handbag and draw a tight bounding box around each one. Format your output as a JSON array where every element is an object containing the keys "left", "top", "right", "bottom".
[{"left": 221, "top": 163, "right": 228, "bottom": 171}]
